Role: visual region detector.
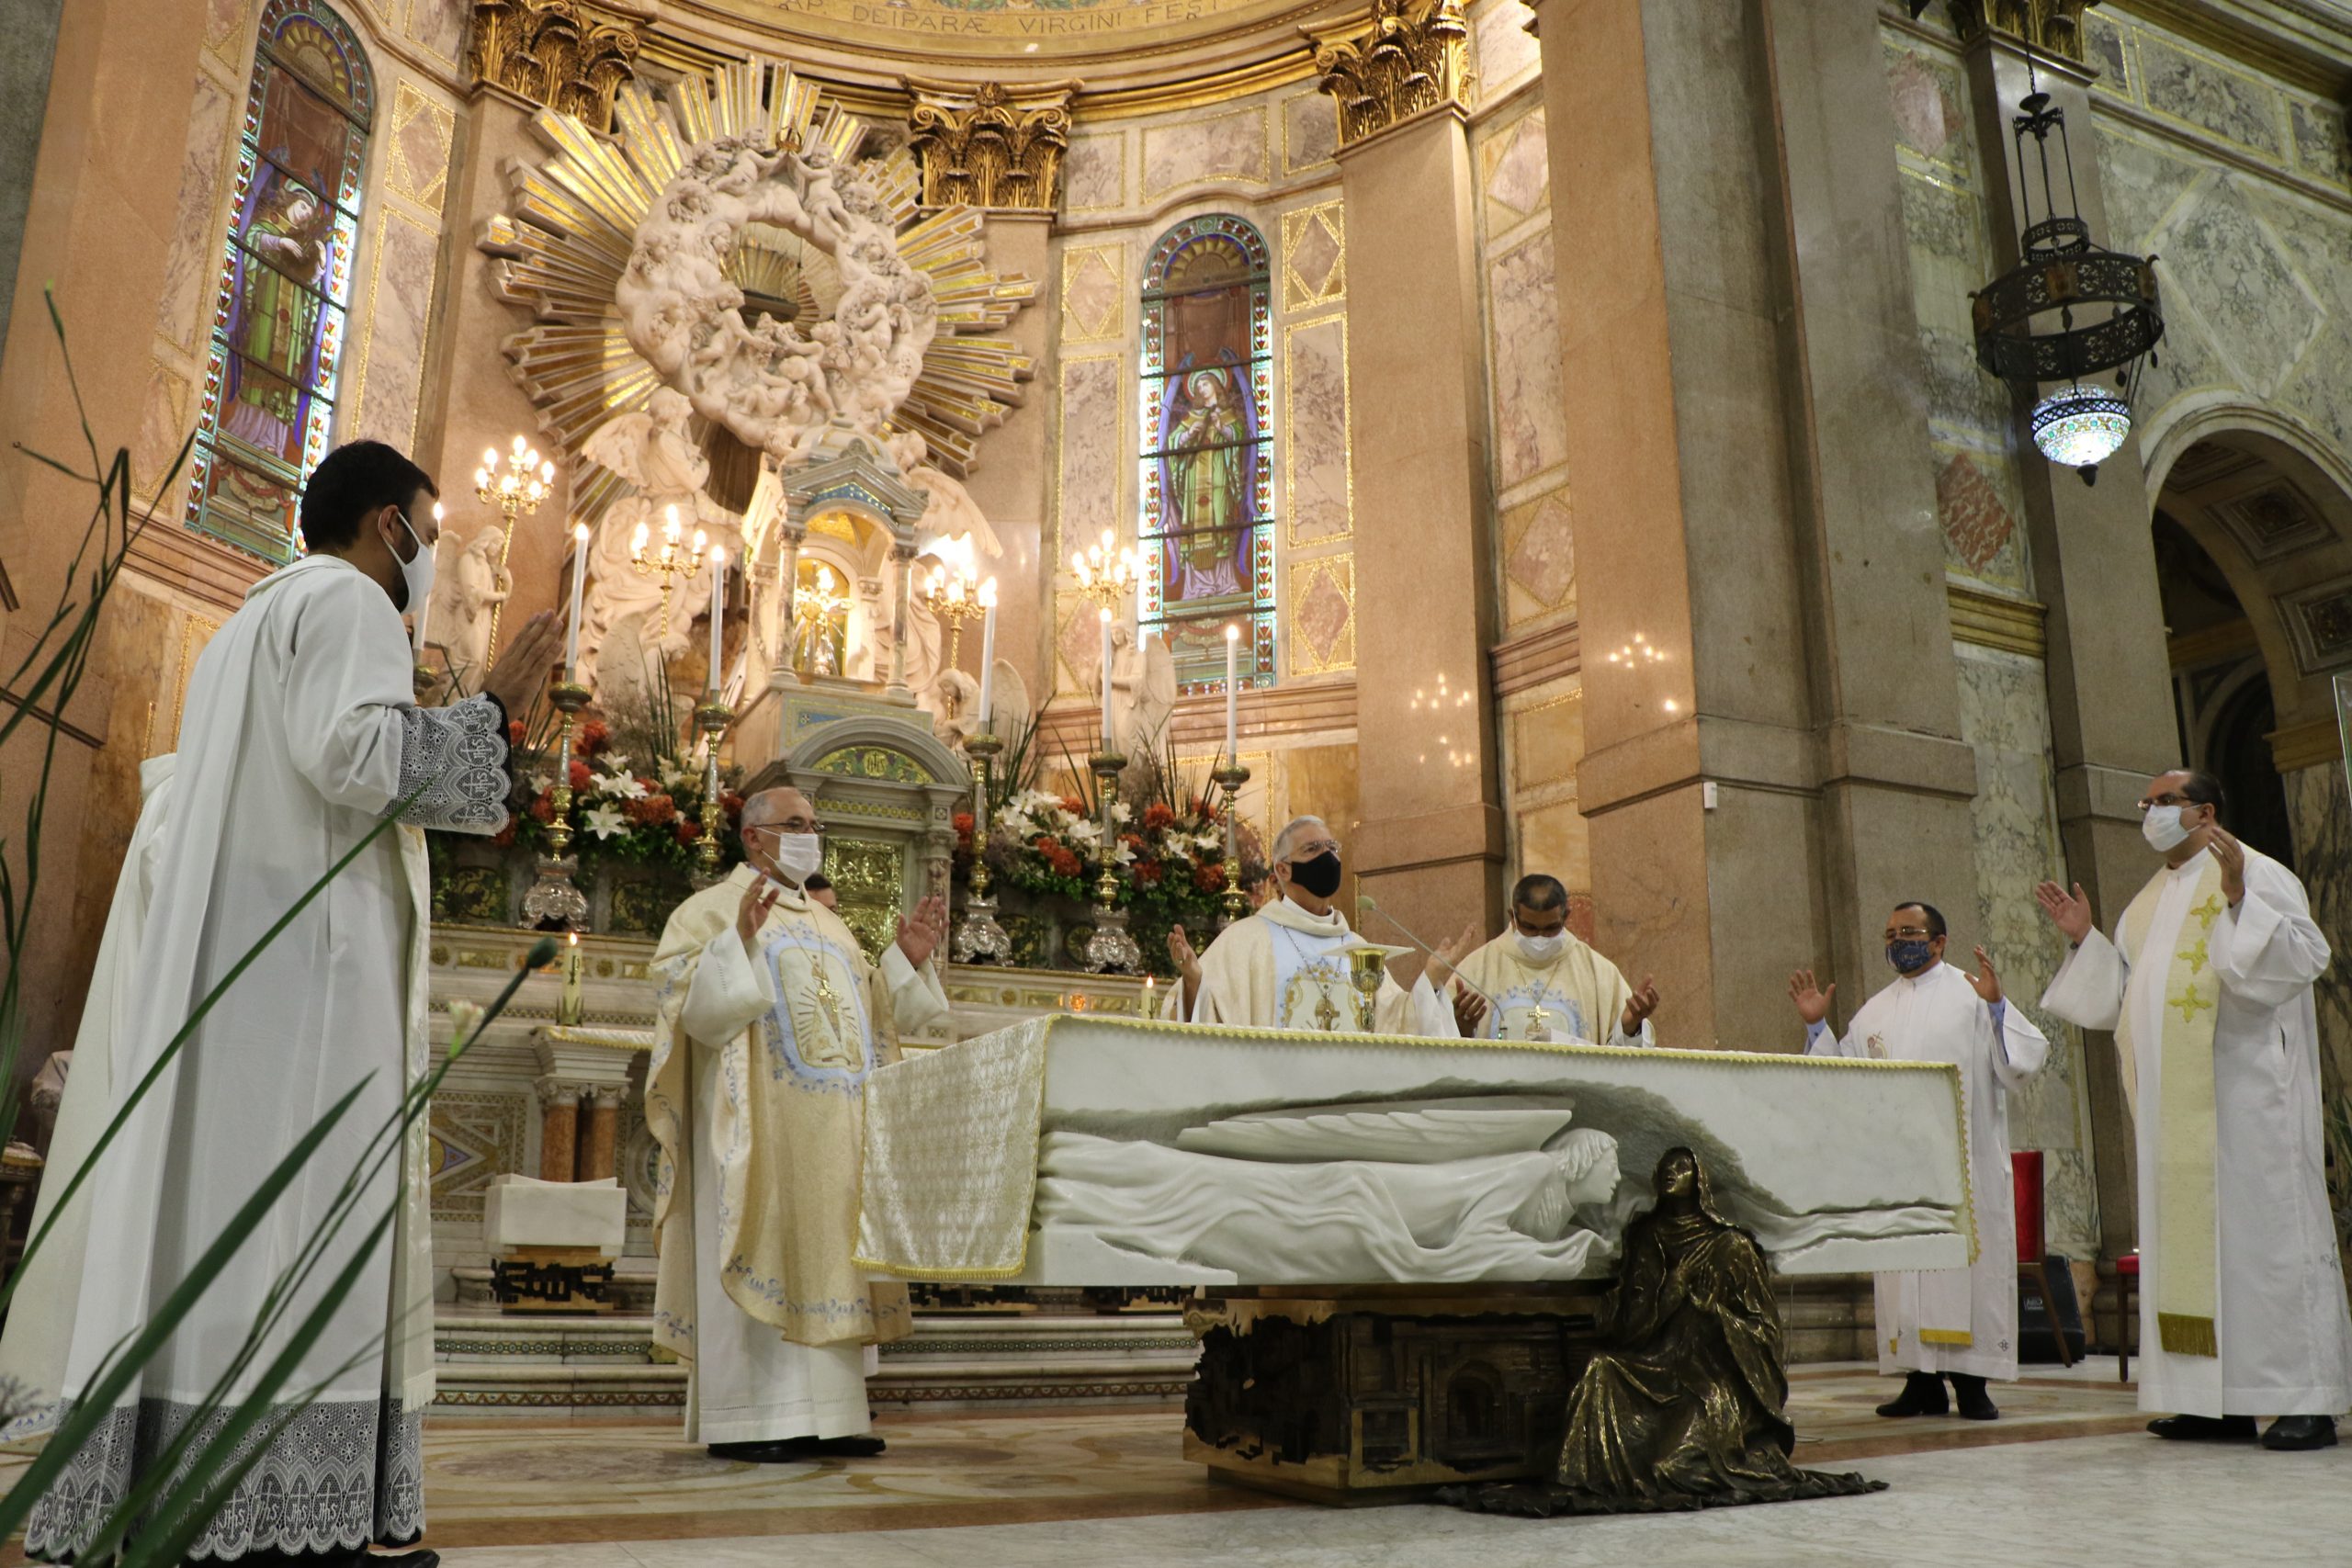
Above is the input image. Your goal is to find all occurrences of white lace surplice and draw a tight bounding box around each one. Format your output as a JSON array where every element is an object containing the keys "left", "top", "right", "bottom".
[{"left": 25, "top": 555, "right": 509, "bottom": 1562}]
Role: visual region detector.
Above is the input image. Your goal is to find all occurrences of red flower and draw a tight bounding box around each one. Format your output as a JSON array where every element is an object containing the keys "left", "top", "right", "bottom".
[
  {"left": 492, "top": 819, "right": 517, "bottom": 848},
  {"left": 508, "top": 719, "right": 526, "bottom": 746},
  {"left": 676, "top": 818, "right": 702, "bottom": 844},
  {"left": 720, "top": 789, "right": 744, "bottom": 819},
  {"left": 1133, "top": 858, "right": 1164, "bottom": 886},
  {"left": 568, "top": 760, "right": 591, "bottom": 792},
  {"left": 1058, "top": 795, "right": 1086, "bottom": 817},
  {"left": 529, "top": 791, "right": 557, "bottom": 824},
  {"left": 954, "top": 811, "right": 976, "bottom": 852},
  {"left": 1045, "top": 843, "right": 1083, "bottom": 877},
  {"left": 577, "top": 719, "right": 611, "bottom": 757},
  {"left": 1120, "top": 831, "right": 1145, "bottom": 852},
  {"left": 1193, "top": 862, "right": 1227, "bottom": 892},
  {"left": 628, "top": 793, "right": 677, "bottom": 826},
  {"left": 1144, "top": 803, "right": 1177, "bottom": 831}
]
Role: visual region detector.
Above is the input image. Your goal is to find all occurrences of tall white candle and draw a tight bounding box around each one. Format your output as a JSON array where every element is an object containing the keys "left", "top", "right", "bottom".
[
  {"left": 564, "top": 523, "right": 589, "bottom": 679},
  {"left": 977, "top": 576, "right": 998, "bottom": 732},
  {"left": 707, "top": 546, "right": 727, "bottom": 692},
  {"left": 1224, "top": 622, "right": 1239, "bottom": 761},
  {"left": 1099, "top": 608, "right": 1114, "bottom": 747}
]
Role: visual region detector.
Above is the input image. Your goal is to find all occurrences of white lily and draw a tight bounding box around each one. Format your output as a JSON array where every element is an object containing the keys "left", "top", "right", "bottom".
[{"left": 584, "top": 802, "right": 630, "bottom": 840}]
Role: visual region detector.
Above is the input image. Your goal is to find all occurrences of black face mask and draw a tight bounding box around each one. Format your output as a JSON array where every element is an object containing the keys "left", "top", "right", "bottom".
[{"left": 1288, "top": 851, "right": 1343, "bottom": 898}]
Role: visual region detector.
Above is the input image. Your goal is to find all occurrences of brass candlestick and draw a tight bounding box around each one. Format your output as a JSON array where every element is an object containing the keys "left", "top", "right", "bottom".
[
  {"left": 473, "top": 434, "right": 554, "bottom": 660},
  {"left": 523, "top": 679, "right": 592, "bottom": 931},
  {"left": 921, "top": 563, "right": 988, "bottom": 669},
  {"left": 693, "top": 691, "right": 732, "bottom": 884},
  {"left": 951, "top": 730, "right": 1011, "bottom": 965},
  {"left": 1081, "top": 748, "right": 1140, "bottom": 975},
  {"left": 1212, "top": 755, "right": 1251, "bottom": 928},
  {"left": 631, "top": 502, "right": 707, "bottom": 639}
]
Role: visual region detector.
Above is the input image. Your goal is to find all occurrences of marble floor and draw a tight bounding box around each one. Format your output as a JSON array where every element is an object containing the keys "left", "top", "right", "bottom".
[{"left": 7, "top": 1366, "right": 2349, "bottom": 1566}]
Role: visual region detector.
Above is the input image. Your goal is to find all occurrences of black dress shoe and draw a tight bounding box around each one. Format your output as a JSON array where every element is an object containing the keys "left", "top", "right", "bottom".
[
  {"left": 2262, "top": 1415, "right": 2339, "bottom": 1451},
  {"left": 802, "top": 1435, "right": 886, "bottom": 1458},
  {"left": 1949, "top": 1373, "right": 1999, "bottom": 1421},
  {"left": 367, "top": 1553, "right": 440, "bottom": 1568},
  {"left": 707, "top": 1439, "right": 817, "bottom": 1462},
  {"left": 1874, "top": 1371, "right": 1950, "bottom": 1417},
  {"left": 2147, "top": 1414, "right": 2258, "bottom": 1440}
]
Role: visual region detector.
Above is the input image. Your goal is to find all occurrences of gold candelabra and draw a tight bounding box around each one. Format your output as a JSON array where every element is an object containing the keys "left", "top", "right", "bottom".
[
  {"left": 473, "top": 434, "right": 554, "bottom": 660},
  {"left": 521, "top": 677, "right": 592, "bottom": 931},
  {"left": 693, "top": 692, "right": 733, "bottom": 881},
  {"left": 1071, "top": 529, "right": 1139, "bottom": 615},
  {"left": 631, "top": 503, "right": 707, "bottom": 638},
  {"left": 1211, "top": 756, "right": 1251, "bottom": 927},
  {"left": 921, "top": 559, "right": 989, "bottom": 667},
  {"left": 1080, "top": 748, "right": 1142, "bottom": 975},
  {"left": 951, "top": 730, "right": 1012, "bottom": 964}
]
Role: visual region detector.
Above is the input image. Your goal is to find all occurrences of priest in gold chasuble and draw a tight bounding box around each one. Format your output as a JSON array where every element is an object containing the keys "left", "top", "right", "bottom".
[
  {"left": 1170, "top": 816, "right": 1477, "bottom": 1036},
  {"left": 1450, "top": 874, "right": 1659, "bottom": 1046},
  {"left": 648, "top": 788, "right": 950, "bottom": 1461}
]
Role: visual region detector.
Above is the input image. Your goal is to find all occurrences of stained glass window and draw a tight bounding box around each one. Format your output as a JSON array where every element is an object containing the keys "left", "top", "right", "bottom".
[
  {"left": 1138, "top": 214, "right": 1277, "bottom": 694},
  {"left": 185, "top": 0, "right": 373, "bottom": 563}
]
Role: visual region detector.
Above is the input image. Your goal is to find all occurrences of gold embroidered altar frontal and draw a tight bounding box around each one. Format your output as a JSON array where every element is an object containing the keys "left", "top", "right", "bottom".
[{"left": 854, "top": 1015, "right": 1975, "bottom": 1288}]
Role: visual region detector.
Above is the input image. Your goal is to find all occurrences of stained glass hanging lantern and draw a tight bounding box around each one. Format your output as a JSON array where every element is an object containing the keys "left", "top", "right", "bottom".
[{"left": 1970, "top": 66, "right": 2163, "bottom": 487}]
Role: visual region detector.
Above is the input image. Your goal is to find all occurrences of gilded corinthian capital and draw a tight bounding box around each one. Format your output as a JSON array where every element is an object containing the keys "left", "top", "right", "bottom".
[
  {"left": 904, "top": 79, "right": 1080, "bottom": 212},
  {"left": 1944, "top": 0, "right": 2100, "bottom": 62},
  {"left": 469, "top": 0, "right": 643, "bottom": 132},
  {"left": 1306, "top": 0, "right": 1471, "bottom": 148}
]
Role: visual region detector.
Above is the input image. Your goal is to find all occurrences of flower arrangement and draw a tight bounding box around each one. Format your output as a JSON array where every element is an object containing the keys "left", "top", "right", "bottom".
[
  {"left": 954, "top": 734, "right": 1265, "bottom": 976},
  {"left": 506, "top": 712, "right": 747, "bottom": 871}
]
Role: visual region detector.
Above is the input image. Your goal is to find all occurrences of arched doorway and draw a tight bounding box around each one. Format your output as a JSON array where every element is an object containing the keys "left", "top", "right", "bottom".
[{"left": 2146, "top": 423, "right": 2352, "bottom": 1280}]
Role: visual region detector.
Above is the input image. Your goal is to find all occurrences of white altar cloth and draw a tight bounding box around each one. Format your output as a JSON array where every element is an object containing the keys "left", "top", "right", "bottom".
[{"left": 854, "top": 1016, "right": 1973, "bottom": 1287}]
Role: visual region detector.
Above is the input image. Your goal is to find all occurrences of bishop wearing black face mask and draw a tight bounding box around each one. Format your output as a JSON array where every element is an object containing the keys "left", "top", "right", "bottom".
[
  {"left": 1159, "top": 815, "right": 1476, "bottom": 1036},
  {"left": 1788, "top": 902, "right": 2049, "bottom": 1423}
]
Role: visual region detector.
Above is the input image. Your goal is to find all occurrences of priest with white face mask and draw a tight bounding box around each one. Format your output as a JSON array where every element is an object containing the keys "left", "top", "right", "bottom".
[
  {"left": 645, "top": 787, "right": 951, "bottom": 1461},
  {"left": 1447, "top": 874, "right": 1658, "bottom": 1045},
  {"left": 1164, "top": 816, "right": 1481, "bottom": 1035},
  {"left": 1791, "top": 901, "right": 2048, "bottom": 1422},
  {"left": 2039, "top": 769, "right": 2352, "bottom": 1452}
]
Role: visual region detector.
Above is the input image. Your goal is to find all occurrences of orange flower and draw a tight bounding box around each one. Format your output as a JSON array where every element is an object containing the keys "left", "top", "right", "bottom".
[{"left": 1144, "top": 803, "right": 1177, "bottom": 831}]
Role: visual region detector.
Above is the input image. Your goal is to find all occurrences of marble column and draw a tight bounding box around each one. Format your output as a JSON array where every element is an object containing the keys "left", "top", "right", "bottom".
[
  {"left": 1327, "top": 101, "right": 1505, "bottom": 955},
  {"left": 535, "top": 1077, "right": 581, "bottom": 1183},
  {"left": 1953, "top": 36, "right": 2178, "bottom": 1256},
  {"left": 967, "top": 212, "right": 1052, "bottom": 706},
  {"left": 581, "top": 1085, "right": 626, "bottom": 1184},
  {"left": 1532, "top": 0, "right": 1984, "bottom": 1045},
  {"left": 888, "top": 541, "right": 917, "bottom": 701}
]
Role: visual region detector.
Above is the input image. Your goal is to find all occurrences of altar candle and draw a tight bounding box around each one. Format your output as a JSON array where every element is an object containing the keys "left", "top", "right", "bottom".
[
  {"left": 977, "top": 576, "right": 998, "bottom": 730},
  {"left": 1224, "top": 623, "right": 1240, "bottom": 761},
  {"left": 1099, "top": 608, "right": 1114, "bottom": 746},
  {"left": 707, "top": 546, "right": 727, "bottom": 692},
  {"left": 563, "top": 522, "right": 589, "bottom": 679}
]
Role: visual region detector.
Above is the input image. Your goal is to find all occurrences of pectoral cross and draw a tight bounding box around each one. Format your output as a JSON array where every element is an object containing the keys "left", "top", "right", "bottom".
[
  {"left": 810, "top": 963, "right": 847, "bottom": 1041},
  {"left": 1312, "top": 986, "right": 1342, "bottom": 1033}
]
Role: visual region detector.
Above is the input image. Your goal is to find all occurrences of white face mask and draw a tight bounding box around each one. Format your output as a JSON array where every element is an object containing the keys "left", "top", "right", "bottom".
[
  {"left": 1515, "top": 929, "right": 1567, "bottom": 963},
  {"left": 2142, "top": 805, "right": 2194, "bottom": 852},
  {"left": 391, "top": 509, "right": 435, "bottom": 616},
  {"left": 765, "top": 830, "right": 824, "bottom": 886}
]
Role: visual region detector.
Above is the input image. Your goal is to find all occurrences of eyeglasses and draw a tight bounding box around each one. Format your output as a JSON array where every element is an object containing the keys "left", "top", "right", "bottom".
[
  {"left": 1290, "top": 839, "right": 1340, "bottom": 861},
  {"left": 1883, "top": 926, "right": 1935, "bottom": 942},
  {"left": 2135, "top": 794, "right": 2198, "bottom": 812}
]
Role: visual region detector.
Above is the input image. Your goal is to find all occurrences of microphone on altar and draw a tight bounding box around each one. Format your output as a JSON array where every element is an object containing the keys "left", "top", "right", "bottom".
[{"left": 1355, "top": 894, "right": 1501, "bottom": 1018}]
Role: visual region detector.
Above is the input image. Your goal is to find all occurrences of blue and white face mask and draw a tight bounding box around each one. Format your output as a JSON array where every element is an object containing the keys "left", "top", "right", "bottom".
[{"left": 1885, "top": 938, "right": 1936, "bottom": 976}]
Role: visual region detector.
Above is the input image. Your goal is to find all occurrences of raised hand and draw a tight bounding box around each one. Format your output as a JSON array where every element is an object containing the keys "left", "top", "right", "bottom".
[
  {"left": 1452, "top": 986, "right": 1490, "bottom": 1037},
  {"left": 736, "top": 878, "right": 782, "bottom": 945},
  {"left": 1427, "top": 919, "right": 1482, "bottom": 991},
  {"left": 1167, "top": 924, "right": 1202, "bottom": 986},
  {"left": 895, "top": 893, "right": 949, "bottom": 967},
  {"left": 1788, "top": 968, "right": 1835, "bottom": 1028},
  {"left": 2034, "top": 880, "right": 2095, "bottom": 944},
  {"left": 1621, "top": 974, "right": 1661, "bottom": 1036},
  {"left": 481, "top": 610, "right": 561, "bottom": 716},
  {"left": 2208, "top": 827, "right": 2247, "bottom": 907},
  {"left": 1966, "top": 946, "right": 2004, "bottom": 1005}
]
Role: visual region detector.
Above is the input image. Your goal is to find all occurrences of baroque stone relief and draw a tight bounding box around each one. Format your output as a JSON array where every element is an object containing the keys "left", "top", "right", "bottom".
[
  {"left": 1487, "top": 229, "right": 1567, "bottom": 490},
  {"left": 2151, "top": 176, "right": 2324, "bottom": 398},
  {"left": 2135, "top": 35, "right": 2286, "bottom": 162},
  {"left": 1140, "top": 107, "right": 1268, "bottom": 197},
  {"left": 156, "top": 72, "right": 238, "bottom": 357},
  {"left": 347, "top": 207, "right": 440, "bottom": 451}
]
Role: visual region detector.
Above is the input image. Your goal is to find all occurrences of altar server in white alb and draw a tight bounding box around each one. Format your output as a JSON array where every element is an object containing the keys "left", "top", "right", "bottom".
[
  {"left": 2039, "top": 769, "right": 2352, "bottom": 1452},
  {"left": 1792, "top": 901, "right": 2046, "bottom": 1421},
  {"left": 1164, "top": 815, "right": 1482, "bottom": 1035},
  {"left": 23, "top": 443, "right": 557, "bottom": 1567},
  {"left": 1448, "top": 874, "right": 1659, "bottom": 1045},
  {"left": 647, "top": 787, "right": 951, "bottom": 1461}
]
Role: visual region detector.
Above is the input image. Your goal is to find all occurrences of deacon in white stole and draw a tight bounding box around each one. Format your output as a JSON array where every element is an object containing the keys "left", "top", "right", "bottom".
[
  {"left": 647, "top": 787, "right": 951, "bottom": 1458},
  {"left": 1794, "top": 902, "right": 2047, "bottom": 1419},
  {"left": 1450, "top": 873, "right": 1659, "bottom": 1045},
  {"left": 1167, "top": 815, "right": 1472, "bottom": 1035},
  {"left": 2040, "top": 770, "right": 2352, "bottom": 1450}
]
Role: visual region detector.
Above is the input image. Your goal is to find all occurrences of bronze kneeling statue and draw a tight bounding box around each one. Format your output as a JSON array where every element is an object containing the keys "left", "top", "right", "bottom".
[{"left": 1446, "top": 1146, "right": 1884, "bottom": 1516}]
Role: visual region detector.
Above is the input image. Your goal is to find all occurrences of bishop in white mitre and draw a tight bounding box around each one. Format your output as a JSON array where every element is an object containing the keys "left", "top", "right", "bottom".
[
  {"left": 24, "top": 443, "right": 557, "bottom": 1567},
  {"left": 1792, "top": 901, "right": 2048, "bottom": 1421},
  {"left": 1165, "top": 816, "right": 1478, "bottom": 1035},
  {"left": 647, "top": 787, "right": 950, "bottom": 1461},
  {"left": 1449, "top": 873, "right": 1659, "bottom": 1045},
  {"left": 2039, "top": 769, "right": 2352, "bottom": 1451}
]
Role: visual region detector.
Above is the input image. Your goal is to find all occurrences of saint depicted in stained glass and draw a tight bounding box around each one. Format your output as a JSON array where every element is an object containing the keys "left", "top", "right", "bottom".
[
  {"left": 185, "top": 0, "right": 373, "bottom": 563},
  {"left": 1139, "top": 215, "right": 1277, "bottom": 693}
]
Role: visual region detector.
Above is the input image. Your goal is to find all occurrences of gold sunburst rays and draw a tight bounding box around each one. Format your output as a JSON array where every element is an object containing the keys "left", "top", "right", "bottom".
[{"left": 486, "top": 54, "right": 1037, "bottom": 511}]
